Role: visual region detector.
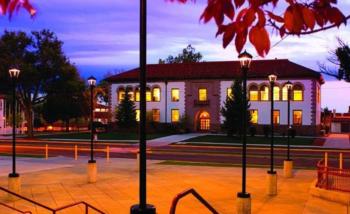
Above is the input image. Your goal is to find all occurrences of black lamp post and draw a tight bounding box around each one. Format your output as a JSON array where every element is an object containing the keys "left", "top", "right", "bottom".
[
  {"left": 285, "top": 81, "right": 293, "bottom": 161},
  {"left": 268, "top": 74, "right": 277, "bottom": 174},
  {"left": 130, "top": 0, "right": 156, "bottom": 213},
  {"left": 237, "top": 51, "right": 252, "bottom": 200},
  {"left": 8, "top": 68, "right": 20, "bottom": 179},
  {"left": 88, "top": 76, "right": 96, "bottom": 164}
]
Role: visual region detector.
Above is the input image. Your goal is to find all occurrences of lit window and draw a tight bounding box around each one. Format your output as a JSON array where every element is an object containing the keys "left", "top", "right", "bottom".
[
  {"left": 273, "top": 86, "right": 280, "bottom": 101},
  {"left": 250, "top": 110, "right": 258, "bottom": 124},
  {"left": 146, "top": 87, "right": 152, "bottom": 102},
  {"left": 273, "top": 110, "right": 280, "bottom": 125},
  {"left": 152, "top": 87, "right": 161, "bottom": 102},
  {"left": 293, "top": 110, "right": 302, "bottom": 125},
  {"left": 293, "top": 84, "right": 303, "bottom": 101},
  {"left": 199, "top": 88, "right": 207, "bottom": 101},
  {"left": 95, "top": 108, "right": 101, "bottom": 112},
  {"left": 118, "top": 88, "right": 125, "bottom": 102},
  {"left": 227, "top": 88, "right": 233, "bottom": 99},
  {"left": 135, "top": 88, "right": 140, "bottom": 102},
  {"left": 249, "top": 85, "right": 258, "bottom": 101},
  {"left": 171, "top": 88, "right": 180, "bottom": 102},
  {"left": 171, "top": 109, "right": 180, "bottom": 123},
  {"left": 260, "top": 85, "right": 269, "bottom": 101},
  {"left": 152, "top": 109, "right": 160, "bottom": 122},
  {"left": 135, "top": 109, "right": 140, "bottom": 122},
  {"left": 282, "top": 85, "right": 288, "bottom": 101}
]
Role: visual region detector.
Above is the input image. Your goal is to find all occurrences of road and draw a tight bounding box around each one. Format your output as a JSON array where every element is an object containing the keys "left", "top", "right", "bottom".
[{"left": 0, "top": 138, "right": 349, "bottom": 169}]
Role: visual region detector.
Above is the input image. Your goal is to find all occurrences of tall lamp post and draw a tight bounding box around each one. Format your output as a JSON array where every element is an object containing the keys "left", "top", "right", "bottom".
[
  {"left": 267, "top": 74, "right": 277, "bottom": 196},
  {"left": 87, "top": 76, "right": 97, "bottom": 183},
  {"left": 237, "top": 50, "right": 252, "bottom": 214},
  {"left": 130, "top": 0, "right": 156, "bottom": 213},
  {"left": 284, "top": 81, "right": 293, "bottom": 178},
  {"left": 8, "top": 68, "right": 21, "bottom": 196}
]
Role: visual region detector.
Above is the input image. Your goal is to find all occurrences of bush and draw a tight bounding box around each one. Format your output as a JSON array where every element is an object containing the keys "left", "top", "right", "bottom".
[
  {"left": 249, "top": 126, "right": 257, "bottom": 137},
  {"left": 263, "top": 125, "right": 270, "bottom": 138},
  {"left": 288, "top": 128, "right": 296, "bottom": 138}
]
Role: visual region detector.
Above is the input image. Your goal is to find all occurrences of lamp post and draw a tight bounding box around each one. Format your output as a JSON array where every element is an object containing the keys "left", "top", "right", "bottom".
[
  {"left": 236, "top": 50, "right": 252, "bottom": 214},
  {"left": 8, "top": 68, "right": 21, "bottom": 197},
  {"left": 130, "top": 0, "right": 156, "bottom": 213},
  {"left": 267, "top": 74, "right": 277, "bottom": 196},
  {"left": 87, "top": 76, "right": 97, "bottom": 183},
  {"left": 284, "top": 81, "right": 293, "bottom": 178}
]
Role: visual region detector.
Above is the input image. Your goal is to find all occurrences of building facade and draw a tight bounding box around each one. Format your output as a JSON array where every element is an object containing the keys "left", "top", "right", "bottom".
[{"left": 106, "top": 59, "right": 324, "bottom": 136}]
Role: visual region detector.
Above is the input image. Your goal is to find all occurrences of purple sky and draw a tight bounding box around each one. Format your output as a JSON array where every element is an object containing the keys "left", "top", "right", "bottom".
[{"left": 0, "top": 0, "right": 350, "bottom": 112}]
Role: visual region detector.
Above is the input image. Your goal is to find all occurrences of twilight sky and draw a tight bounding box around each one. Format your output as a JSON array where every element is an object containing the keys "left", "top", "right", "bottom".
[{"left": 0, "top": 0, "right": 350, "bottom": 112}]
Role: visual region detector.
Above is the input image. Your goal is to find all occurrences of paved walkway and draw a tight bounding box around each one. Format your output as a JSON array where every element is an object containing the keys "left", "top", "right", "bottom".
[
  {"left": 0, "top": 157, "right": 348, "bottom": 214},
  {"left": 145, "top": 133, "right": 205, "bottom": 147},
  {"left": 323, "top": 134, "right": 350, "bottom": 149}
]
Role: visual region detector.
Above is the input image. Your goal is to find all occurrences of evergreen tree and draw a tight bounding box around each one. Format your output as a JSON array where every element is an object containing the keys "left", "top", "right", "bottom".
[
  {"left": 158, "top": 44, "right": 203, "bottom": 64},
  {"left": 115, "top": 91, "right": 137, "bottom": 128},
  {"left": 221, "top": 79, "right": 251, "bottom": 136}
]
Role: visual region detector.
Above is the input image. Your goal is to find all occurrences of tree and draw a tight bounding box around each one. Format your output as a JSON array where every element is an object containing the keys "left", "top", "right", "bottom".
[
  {"left": 0, "top": 30, "right": 79, "bottom": 137},
  {"left": 221, "top": 79, "right": 251, "bottom": 136},
  {"left": 115, "top": 92, "right": 137, "bottom": 129},
  {"left": 319, "top": 38, "right": 350, "bottom": 82},
  {"left": 158, "top": 44, "right": 203, "bottom": 64},
  {"left": 173, "top": 0, "right": 349, "bottom": 57}
]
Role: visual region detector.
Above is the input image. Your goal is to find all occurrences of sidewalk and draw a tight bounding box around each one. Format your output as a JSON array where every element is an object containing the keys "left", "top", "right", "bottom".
[
  {"left": 323, "top": 133, "right": 350, "bottom": 149},
  {"left": 0, "top": 157, "right": 347, "bottom": 213},
  {"left": 146, "top": 133, "right": 206, "bottom": 147}
]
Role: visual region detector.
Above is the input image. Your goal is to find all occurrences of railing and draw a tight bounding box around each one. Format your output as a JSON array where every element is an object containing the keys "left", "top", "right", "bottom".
[
  {"left": 170, "top": 188, "right": 219, "bottom": 214},
  {"left": 316, "top": 159, "right": 350, "bottom": 192},
  {"left": 0, "top": 186, "right": 105, "bottom": 214},
  {"left": 0, "top": 201, "right": 32, "bottom": 213}
]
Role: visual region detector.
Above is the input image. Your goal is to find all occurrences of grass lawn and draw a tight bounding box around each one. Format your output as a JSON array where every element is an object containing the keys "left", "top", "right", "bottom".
[
  {"left": 183, "top": 135, "right": 320, "bottom": 146},
  {"left": 37, "top": 132, "right": 170, "bottom": 141}
]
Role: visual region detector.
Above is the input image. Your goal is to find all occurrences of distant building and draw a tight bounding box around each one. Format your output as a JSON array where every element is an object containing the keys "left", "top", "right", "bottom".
[
  {"left": 330, "top": 108, "right": 350, "bottom": 133},
  {"left": 94, "top": 103, "right": 111, "bottom": 124},
  {"left": 106, "top": 59, "right": 324, "bottom": 136},
  {"left": 0, "top": 95, "right": 25, "bottom": 135}
]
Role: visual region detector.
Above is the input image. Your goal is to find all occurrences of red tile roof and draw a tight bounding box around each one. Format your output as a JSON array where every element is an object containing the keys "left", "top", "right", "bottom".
[{"left": 105, "top": 59, "right": 324, "bottom": 84}]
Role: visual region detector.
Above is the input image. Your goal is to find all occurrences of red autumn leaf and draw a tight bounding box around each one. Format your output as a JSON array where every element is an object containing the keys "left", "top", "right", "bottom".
[
  {"left": 235, "top": 24, "right": 248, "bottom": 53},
  {"left": 256, "top": 8, "right": 266, "bottom": 27},
  {"left": 223, "top": 0, "right": 235, "bottom": 20},
  {"left": 267, "top": 11, "right": 284, "bottom": 23},
  {"left": 249, "top": 26, "right": 270, "bottom": 57},
  {"left": 222, "top": 23, "right": 237, "bottom": 48},
  {"left": 314, "top": 11, "right": 325, "bottom": 27},
  {"left": 0, "top": 0, "right": 7, "bottom": 15},
  {"left": 279, "top": 25, "right": 286, "bottom": 37},
  {"left": 284, "top": 8, "right": 294, "bottom": 32},
  {"left": 234, "top": 0, "right": 245, "bottom": 8},
  {"left": 236, "top": 8, "right": 248, "bottom": 21},
  {"left": 328, "top": 7, "right": 345, "bottom": 26},
  {"left": 291, "top": 4, "right": 304, "bottom": 33},
  {"left": 302, "top": 7, "right": 315, "bottom": 30},
  {"left": 22, "top": 0, "right": 36, "bottom": 16},
  {"left": 243, "top": 8, "right": 256, "bottom": 26}
]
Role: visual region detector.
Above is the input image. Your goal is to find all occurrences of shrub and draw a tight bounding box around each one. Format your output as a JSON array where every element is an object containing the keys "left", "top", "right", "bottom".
[
  {"left": 263, "top": 125, "right": 270, "bottom": 138},
  {"left": 249, "top": 126, "right": 257, "bottom": 137}
]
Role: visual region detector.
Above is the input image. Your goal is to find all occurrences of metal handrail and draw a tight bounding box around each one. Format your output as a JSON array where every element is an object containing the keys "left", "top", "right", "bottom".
[
  {"left": 170, "top": 188, "right": 219, "bottom": 214},
  {"left": 0, "top": 186, "right": 105, "bottom": 214},
  {"left": 0, "top": 201, "right": 32, "bottom": 214}
]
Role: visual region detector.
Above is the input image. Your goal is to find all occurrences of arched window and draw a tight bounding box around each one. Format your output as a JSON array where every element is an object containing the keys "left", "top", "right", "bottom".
[
  {"left": 260, "top": 85, "right": 269, "bottom": 101},
  {"left": 126, "top": 86, "right": 134, "bottom": 101},
  {"left": 293, "top": 84, "right": 304, "bottom": 101},
  {"left": 134, "top": 87, "right": 140, "bottom": 102},
  {"left": 249, "top": 85, "right": 259, "bottom": 101},
  {"left": 273, "top": 85, "right": 280, "bottom": 101},
  {"left": 152, "top": 86, "right": 161, "bottom": 102},
  {"left": 282, "top": 85, "right": 289, "bottom": 101},
  {"left": 146, "top": 87, "right": 152, "bottom": 102},
  {"left": 118, "top": 87, "right": 125, "bottom": 103}
]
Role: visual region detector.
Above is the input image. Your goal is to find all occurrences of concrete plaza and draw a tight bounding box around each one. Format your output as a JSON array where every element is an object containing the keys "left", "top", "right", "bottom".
[{"left": 0, "top": 156, "right": 347, "bottom": 214}]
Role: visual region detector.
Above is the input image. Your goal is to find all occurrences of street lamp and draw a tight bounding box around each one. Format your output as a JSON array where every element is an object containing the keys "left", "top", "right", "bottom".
[
  {"left": 87, "top": 76, "right": 97, "bottom": 183},
  {"left": 130, "top": 0, "right": 156, "bottom": 213},
  {"left": 236, "top": 50, "right": 252, "bottom": 214},
  {"left": 8, "top": 68, "right": 21, "bottom": 196},
  {"left": 284, "top": 81, "right": 293, "bottom": 178},
  {"left": 267, "top": 74, "right": 277, "bottom": 196}
]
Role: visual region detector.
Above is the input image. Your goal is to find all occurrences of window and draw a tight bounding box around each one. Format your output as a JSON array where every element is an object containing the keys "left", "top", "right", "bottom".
[
  {"left": 171, "top": 88, "right": 180, "bottom": 102},
  {"left": 152, "top": 109, "right": 160, "bottom": 122},
  {"left": 250, "top": 110, "right": 258, "bottom": 124},
  {"left": 227, "top": 88, "right": 233, "bottom": 99},
  {"left": 293, "top": 84, "right": 303, "bottom": 101},
  {"left": 260, "top": 85, "right": 269, "bottom": 101},
  {"left": 135, "top": 109, "right": 140, "bottom": 122},
  {"left": 127, "top": 90, "right": 134, "bottom": 101},
  {"left": 146, "top": 87, "right": 152, "bottom": 102},
  {"left": 273, "top": 86, "right": 280, "bottom": 101},
  {"left": 118, "top": 88, "right": 125, "bottom": 102},
  {"left": 282, "top": 85, "right": 289, "bottom": 101},
  {"left": 249, "top": 85, "right": 259, "bottom": 101},
  {"left": 198, "top": 88, "right": 207, "bottom": 101},
  {"left": 273, "top": 110, "right": 280, "bottom": 125},
  {"left": 135, "top": 88, "right": 140, "bottom": 102},
  {"left": 171, "top": 109, "right": 180, "bottom": 122},
  {"left": 293, "top": 110, "right": 302, "bottom": 125},
  {"left": 152, "top": 87, "right": 161, "bottom": 102}
]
